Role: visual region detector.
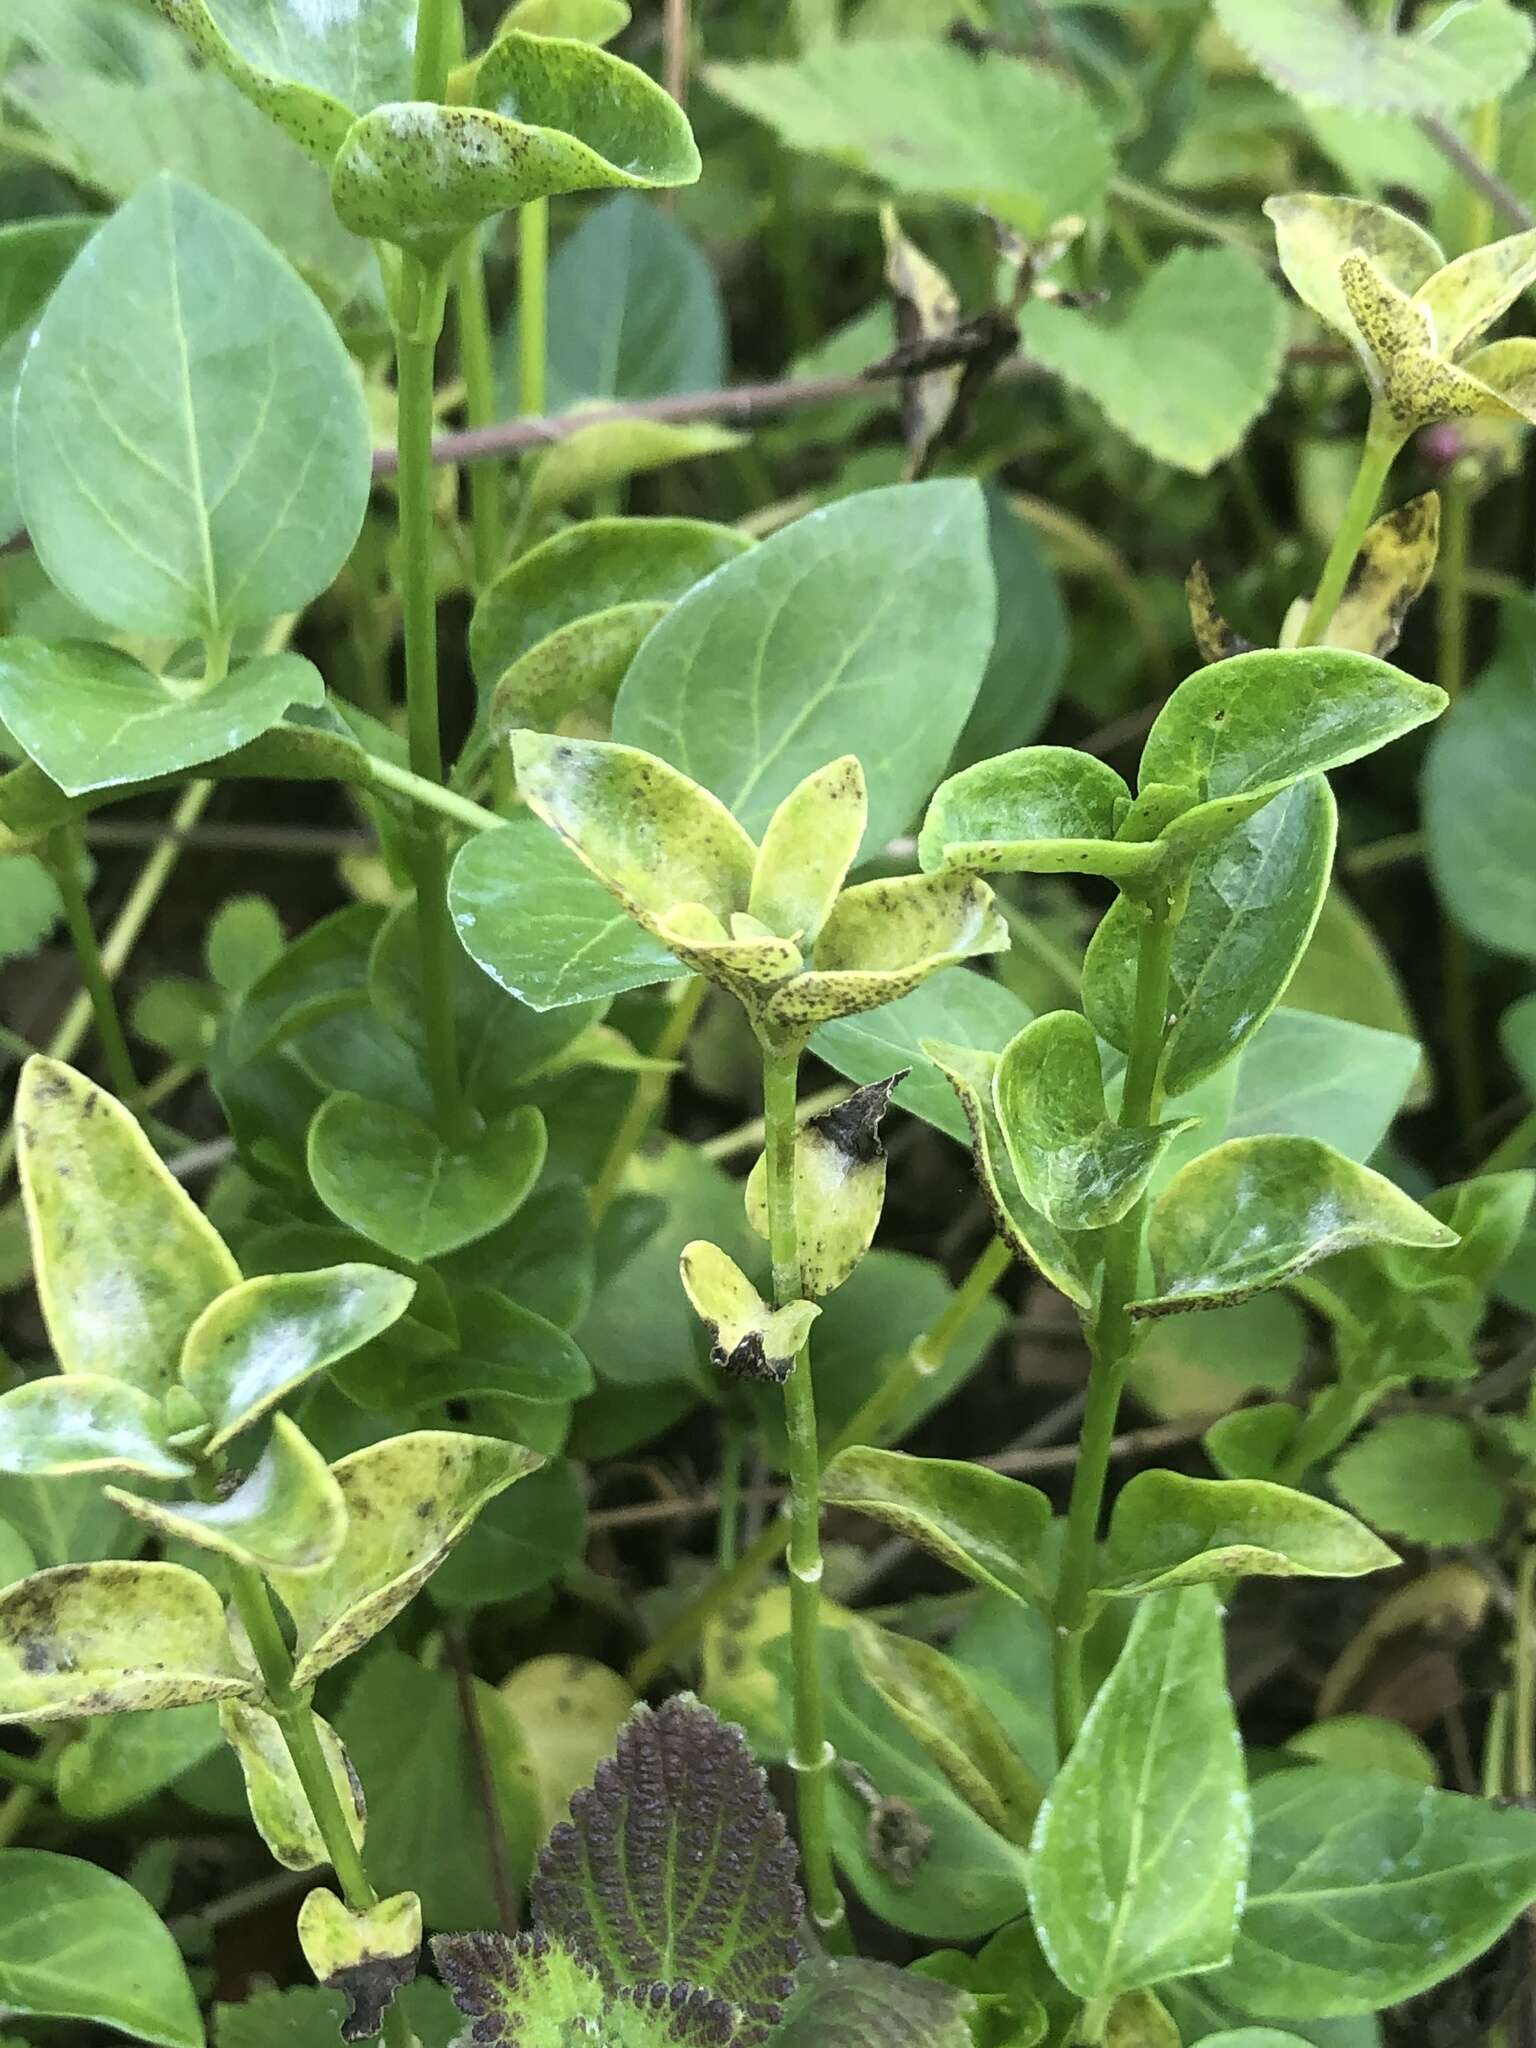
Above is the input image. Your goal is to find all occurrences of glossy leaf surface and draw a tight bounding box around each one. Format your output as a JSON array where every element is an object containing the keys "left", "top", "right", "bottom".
[
  {"left": 0, "top": 1375, "right": 189, "bottom": 1482},
  {"left": 108, "top": 1415, "right": 346, "bottom": 1574},
  {"left": 919, "top": 747, "right": 1145, "bottom": 883},
  {"left": 1100, "top": 1472, "right": 1396, "bottom": 1595},
  {"left": 821, "top": 1447, "right": 1052, "bottom": 1610}
]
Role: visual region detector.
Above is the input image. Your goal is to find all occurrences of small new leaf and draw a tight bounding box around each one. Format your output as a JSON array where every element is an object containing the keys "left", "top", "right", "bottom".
[
  {"left": 744, "top": 1076, "right": 902, "bottom": 1295},
  {"left": 297, "top": 1888, "right": 420, "bottom": 2043},
  {"left": 919, "top": 747, "right": 1152, "bottom": 885},
  {"left": 678, "top": 1241, "right": 819, "bottom": 1385},
  {"left": 531, "top": 1696, "right": 804, "bottom": 2043},
  {"left": 748, "top": 756, "right": 867, "bottom": 948}
]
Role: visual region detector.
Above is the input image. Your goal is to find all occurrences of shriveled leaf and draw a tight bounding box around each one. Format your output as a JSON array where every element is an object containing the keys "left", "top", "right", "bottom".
[
  {"left": 0, "top": 1847, "right": 203, "bottom": 2048},
  {"left": 1205, "top": 1769, "right": 1536, "bottom": 2017},
  {"left": 16, "top": 175, "right": 369, "bottom": 641},
  {"left": 1138, "top": 1134, "right": 1457, "bottom": 1315},
  {"left": 1019, "top": 249, "right": 1287, "bottom": 475},
  {"left": 919, "top": 746, "right": 1147, "bottom": 884},
  {"left": 1218, "top": 0, "right": 1534, "bottom": 115},
  {"left": 181, "top": 1263, "right": 415, "bottom": 1452},
  {"left": 615, "top": 481, "right": 995, "bottom": 848},
  {"left": 1100, "top": 1471, "right": 1396, "bottom": 1595},
  {"left": 0, "top": 1375, "right": 189, "bottom": 1482},
  {"left": 994, "top": 1011, "right": 1194, "bottom": 1231},
  {"left": 821, "top": 1447, "right": 1052, "bottom": 1611},
  {"left": 678, "top": 1240, "right": 818, "bottom": 1385},
  {"left": 0, "top": 1561, "right": 254, "bottom": 1721},
  {"left": 298, "top": 1888, "right": 419, "bottom": 2044},
  {"left": 0, "top": 644, "right": 325, "bottom": 797},
  {"left": 533, "top": 1697, "right": 803, "bottom": 2041},
  {"left": 108, "top": 1415, "right": 346, "bottom": 1575},
  {"left": 308, "top": 1096, "right": 546, "bottom": 1263},
  {"left": 1304, "top": 491, "right": 1440, "bottom": 657},
  {"left": 1028, "top": 1588, "right": 1248, "bottom": 1999},
  {"left": 222, "top": 1700, "right": 365, "bottom": 1872},
  {"left": 773, "top": 1957, "right": 975, "bottom": 2048},
  {"left": 16, "top": 1056, "right": 239, "bottom": 1399},
  {"left": 706, "top": 39, "right": 1112, "bottom": 236},
  {"left": 269, "top": 1431, "right": 541, "bottom": 1687}
]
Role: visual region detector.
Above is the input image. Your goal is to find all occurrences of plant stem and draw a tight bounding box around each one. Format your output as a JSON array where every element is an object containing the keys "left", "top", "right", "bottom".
[
  {"left": 413, "top": 0, "right": 455, "bottom": 98},
  {"left": 718, "top": 1420, "right": 744, "bottom": 1572},
  {"left": 518, "top": 200, "right": 549, "bottom": 419},
  {"left": 1485, "top": 1107, "right": 1536, "bottom": 1174},
  {"left": 627, "top": 1229, "right": 1011, "bottom": 1688},
  {"left": 1437, "top": 474, "right": 1483, "bottom": 1144},
  {"left": 588, "top": 979, "right": 706, "bottom": 1220},
  {"left": 0, "top": 1747, "right": 55, "bottom": 1791},
  {"left": 46, "top": 824, "right": 140, "bottom": 1102},
  {"left": 760, "top": 1037, "right": 844, "bottom": 1941},
  {"left": 1515, "top": 1542, "right": 1536, "bottom": 1802},
  {"left": 394, "top": 252, "right": 472, "bottom": 1145},
  {"left": 1296, "top": 419, "right": 1402, "bottom": 648},
  {"left": 699, "top": 1084, "right": 845, "bottom": 1163},
  {"left": 455, "top": 231, "right": 504, "bottom": 589},
  {"left": 226, "top": 1564, "right": 415, "bottom": 2048},
  {"left": 1052, "top": 899, "right": 1176, "bottom": 1756}
]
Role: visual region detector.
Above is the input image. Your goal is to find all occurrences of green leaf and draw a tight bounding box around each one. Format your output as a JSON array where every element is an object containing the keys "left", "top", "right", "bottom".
[
  {"left": 1284, "top": 1717, "right": 1438, "bottom": 1786},
  {"left": 523, "top": 419, "right": 740, "bottom": 526},
  {"left": 953, "top": 490, "right": 1070, "bottom": 772},
  {"left": 0, "top": 1561, "right": 255, "bottom": 1721},
  {"left": 1204, "top": 1768, "right": 1536, "bottom": 2016},
  {"left": 1221, "top": 1010, "right": 1419, "bottom": 1163},
  {"left": 16, "top": 175, "right": 369, "bottom": 642},
  {"left": 994, "top": 1011, "right": 1195, "bottom": 1230},
  {"left": 180, "top": 1264, "right": 416, "bottom": 1453},
  {"left": 108, "top": 1415, "right": 346, "bottom": 1575},
  {"left": 1028, "top": 1588, "right": 1248, "bottom": 1999},
  {"left": 331, "top": 33, "right": 701, "bottom": 258},
  {"left": 148, "top": 0, "right": 416, "bottom": 162},
  {"left": 55, "top": 1704, "right": 222, "bottom": 1820},
  {"left": 433, "top": 1933, "right": 730, "bottom": 2047},
  {"left": 772, "top": 1957, "right": 975, "bottom": 2048},
  {"left": 503, "top": 0, "right": 632, "bottom": 41},
  {"left": 428, "top": 1457, "right": 588, "bottom": 1606},
  {"left": 338, "top": 1649, "right": 542, "bottom": 1928},
  {"left": 922, "top": 1038, "right": 1094, "bottom": 1307},
  {"left": 1019, "top": 249, "right": 1288, "bottom": 475},
  {"left": 215, "top": 1983, "right": 460, "bottom": 2048},
  {"left": 815, "top": 970, "right": 1032, "bottom": 1146},
  {"left": 16, "top": 1056, "right": 240, "bottom": 1399},
  {"left": 1141, "top": 648, "right": 1445, "bottom": 854},
  {"left": 469, "top": 516, "right": 748, "bottom": 697},
  {"left": 225, "top": 902, "right": 382, "bottom": 1065},
  {"left": 0, "top": 644, "right": 325, "bottom": 797},
  {"left": 852, "top": 1624, "right": 1042, "bottom": 1846},
  {"left": 1191, "top": 2035, "right": 1316, "bottom": 2047},
  {"left": 506, "top": 193, "right": 725, "bottom": 413},
  {"left": 0, "top": 854, "right": 64, "bottom": 966},
  {"left": 614, "top": 481, "right": 995, "bottom": 847},
  {"left": 1329, "top": 1414, "right": 1504, "bottom": 1545},
  {"left": 1138, "top": 1135, "right": 1458, "bottom": 1315},
  {"left": 499, "top": 1654, "right": 636, "bottom": 1836},
  {"left": 1086, "top": 778, "right": 1336, "bottom": 1101},
  {"left": 207, "top": 893, "right": 284, "bottom": 996},
  {"left": 821, "top": 1447, "right": 1052, "bottom": 1611},
  {"left": 706, "top": 38, "right": 1112, "bottom": 235},
  {"left": 919, "top": 746, "right": 1148, "bottom": 884},
  {"left": 308, "top": 1096, "right": 546, "bottom": 1263},
  {"left": 1426, "top": 598, "right": 1536, "bottom": 958},
  {"left": 451, "top": 817, "right": 686, "bottom": 1012},
  {"left": 0, "top": 1847, "right": 204, "bottom": 2048},
  {"left": 0, "top": 218, "right": 97, "bottom": 543},
  {"left": 0, "top": 1376, "right": 190, "bottom": 1482},
  {"left": 221, "top": 1700, "right": 364, "bottom": 1871},
  {"left": 1100, "top": 1472, "right": 1397, "bottom": 1595},
  {"left": 531, "top": 1695, "right": 803, "bottom": 2040},
  {"left": 269, "top": 1430, "right": 541, "bottom": 1686},
  {"left": 1216, "top": 0, "right": 1534, "bottom": 114}
]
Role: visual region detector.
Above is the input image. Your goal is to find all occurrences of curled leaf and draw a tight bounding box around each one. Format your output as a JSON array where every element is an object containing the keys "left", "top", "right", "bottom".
[
  {"left": 678, "top": 1241, "right": 819, "bottom": 1385},
  {"left": 298, "top": 1888, "right": 421, "bottom": 2043},
  {"left": 1100, "top": 1470, "right": 1397, "bottom": 1595},
  {"left": 1186, "top": 564, "right": 1254, "bottom": 666},
  {"left": 1285, "top": 491, "right": 1440, "bottom": 657},
  {"left": 919, "top": 746, "right": 1152, "bottom": 884},
  {"left": 107, "top": 1415, "right": 347, "bottom": 1576}
]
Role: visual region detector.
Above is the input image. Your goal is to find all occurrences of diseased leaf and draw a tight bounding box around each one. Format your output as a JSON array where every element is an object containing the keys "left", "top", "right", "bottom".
[
  {"left": 772, "top": 1957, "right": 975, "bottom": 2048},
  {"left": 16, "top": 174, "right": 370, "bottom": 641},
  {"left": 0, "top": 1847, "right": 204, "bottom": 2048},
  {"left": 0, "top": 1376, "right": 190, "bottom": 1482},
  {"left": 0, "top": 1561, "right": 255, "bottom": 1721},
  {"left": 181, "top": 1263, "right": 416, "bottom": 1452},
  {"left": 16, "top": 1056, "right": 239, "bottom": 1399},
  {"left": 744, "top": 1077, "right": 897, "bottom": 1297},
  {"left": 532, "top": 1696, "right": 804, "bottom": 2042},
  {"left": 749, "top": 757, "right": 867, "bottom": 950},
  {"left": 1204, "top": 1769, "right": 1536, "bottom": 2017},
  {"left": 822, "top": 1447, "right": 1052, "bottom": 1611},
  {"left": 614, "top": 482, "right": 995, "bottom": 847},
  {"left": 919, "top": 746, "right": 1146, "bottom": 884},
  {"left": 298, "top": 1888, "right": 420, "bottom": 2044},
  {"left": 0, "top": 644, "right": 325, "bottom": 797},
  {"left": 499, "top": 1655, "right": 637, "bottom": 1835},
  {"left": 815, "top": 972, "right": 1033, "bottom": 1147},
  {"left": 706, "top": 39, "right": 1112, "bottom": 235},
  {"left": 678, "top": 1240, "right": 818, "bottom": 1385},
  {"left": 269, "top": 1431, "right": 541, "bottom": 1686},
  {"left": 1028, "top": 1589, "right": 1248, "bottom": 1999},
  {"left": 108, "top": 1415, "right": 346, "bottom": 1575},
  {"left": 524, "top": 420, "right": 740, "bottom": 526},
  {"left": 1100, "top": 1472, "right": 1396, "bottom": 1595},
  {"left": 1301, "top": 491, "right": 1440, "bottom": 657},
  {"left": 1019, "top": 249, "right": 1287, "bottom": 475},
  {"left": 221, "top": 1700, "right": 365, "bottom": 1871}
]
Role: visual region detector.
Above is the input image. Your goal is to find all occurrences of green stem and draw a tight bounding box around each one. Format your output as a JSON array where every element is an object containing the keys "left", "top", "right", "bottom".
[
  {"left": 1437, "top": 476, "right": 1483, "bottom": 1143},
  {"left": 46, "top": 824, "right": 140, "bottom": 1102},
  {"left": 413, "top": 0, "right": 455, "bottom": 98},
  {"left": 1484, "top": 1107, "right": 1536, "bottom": 1174},
  {"left": 1296, "top": 418, "right": 1403, "bottom": 648},
  {"left": 1052, "top": 900, "right": 1176, "bottom": 1756},
  {"left": 1484, "top": 1689, "right": 1510, "bottom": 1800},
  {"left": 760, "top": 1038, "right": 844, "bottom": 1941},
  {"left": 589, "top": 979, "right": 706, "bottom": 1221},
  {"left": 455, "top": 230, "right": 504, "bottom": 589},
  {"left": 627, "top": 1235, "right": 1012, "bottom": 1688},
  {"left": 518, "top": 199, "right": 549, "bottom": 419},
  {"left": 1515, "top": 1543, "right": 1535, "bottom": 1802},
  {"left": 394, "top": 253, "right": 471, "bottom": 1145},
  {"left": 0, "top": 1748, "right": 56, "bottom": 1791},
  {"left": 718, "top": 1420, "right": 744, "bottom": 1573},
  {"left": 0, "top": 1731, "right": 68, "bottom": 1847}
]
